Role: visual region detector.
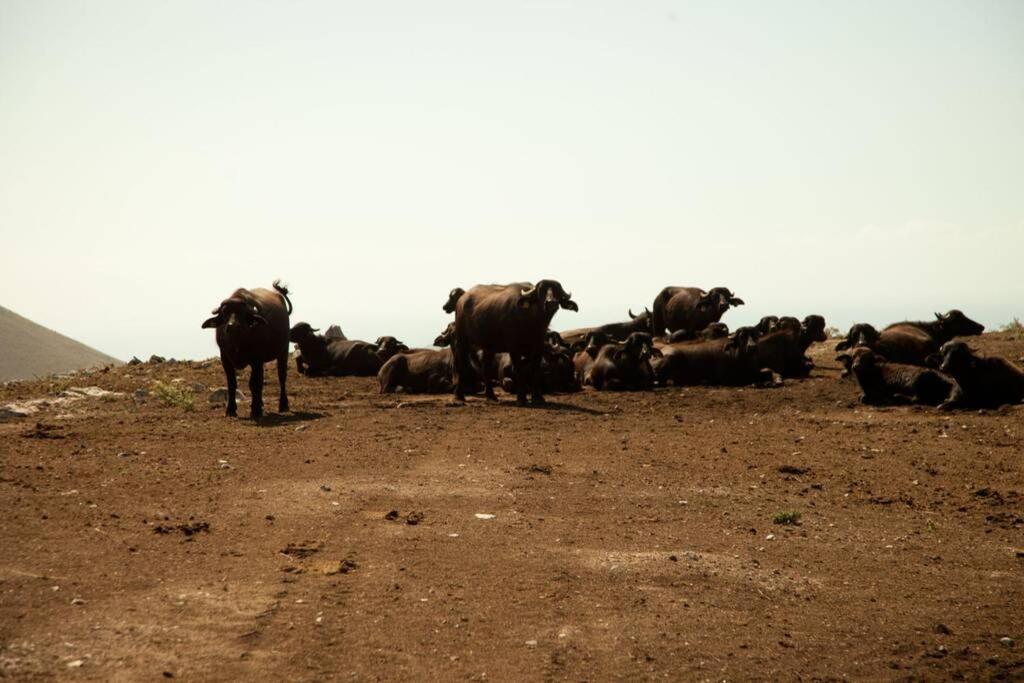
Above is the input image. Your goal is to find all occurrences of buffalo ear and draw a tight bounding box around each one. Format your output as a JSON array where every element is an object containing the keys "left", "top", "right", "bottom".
[
  {"left": 924, "top": 353, "right": 942, "bottom": 368},
  {"left": 730, "top": 297, "right": 745, "bottom": 306},
  {"left": 835, "top": 339, "right": 851, "bottom": 351},
  {"left": 518, "top": 296, "right": 532, "bottom": 310},
  {"left": 202, "top": 315, "right": 220, "bottom": 329},
  {"left": 561, "top": 300, "right": 579, "bottom": 312},
  {"left": 651, "top": 347, "right": 664, "bottom": 358}
]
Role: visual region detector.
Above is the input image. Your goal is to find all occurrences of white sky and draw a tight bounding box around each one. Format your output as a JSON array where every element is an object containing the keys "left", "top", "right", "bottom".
[{"left": 2, "top": 1, "right": 1022, "bottom": 360}]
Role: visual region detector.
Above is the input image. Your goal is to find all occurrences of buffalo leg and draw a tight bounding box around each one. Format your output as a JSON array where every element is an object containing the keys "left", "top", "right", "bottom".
[
  {"left": 452, "top": 341, "right": 468, "bottom": 402},
  {"left": 529, "top": 353, "right": 545, "bottom": 404},
  {"left": 277, "top": 353, "right": 290, "bottom": 413},
  {"left": 479, "top": 352, "right": 497, "bottom": 401},
  {"left": 249, "top": 362, "right": 265, "bottom": 419},
  {"left": 222, "top": 355, "right": 238, "bottom": 417}
]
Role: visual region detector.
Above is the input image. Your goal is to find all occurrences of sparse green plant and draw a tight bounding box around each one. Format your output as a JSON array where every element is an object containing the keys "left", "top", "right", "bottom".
[
  {"left": 998, "top": 318, "right": 1023, "bottom": 336},
  {"left": 152, "top": 380, "right": 194, "bottom": 411},
  {"left": 773, "top": 511, "right": 801, "bottom": 526}
]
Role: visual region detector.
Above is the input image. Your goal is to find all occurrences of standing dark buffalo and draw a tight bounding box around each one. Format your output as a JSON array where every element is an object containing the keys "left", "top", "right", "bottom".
[
  {"left": 651, "top": 286, "right": 744, "bottom": 336},
  {"left": 452, "top": 280, "right": 578, "bottom": 404},
  {"left": 202, "top": 280, "right": 292, "bottom": 419}
]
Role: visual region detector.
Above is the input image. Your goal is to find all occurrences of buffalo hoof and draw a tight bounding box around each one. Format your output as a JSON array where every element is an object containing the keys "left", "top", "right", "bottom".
[
  {"left": 531, "top": 395, "right": 546, "bottom": 406},
  {"left": 279, "top": 400, "right": 290, "bottom": 413},
  {"left": 484, "top": 393, "right": 499, "bottom": 402},
  {"left": 225, "top": 407, "right": 237, "bottom": 418}
]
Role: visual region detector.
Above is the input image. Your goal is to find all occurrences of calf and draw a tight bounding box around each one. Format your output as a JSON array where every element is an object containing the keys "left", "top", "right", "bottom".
[
  {"left": 938, "top": 342, "right": 1024, "bottom": 408},
  {"left": 202, "top": 280, "right": 292, "bottom": 419},
  {"left": 836, "top": 347, "right": 963, "bottom": 409}
]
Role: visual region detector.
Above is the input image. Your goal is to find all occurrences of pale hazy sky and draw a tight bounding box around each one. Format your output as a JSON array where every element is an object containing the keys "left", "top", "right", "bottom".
[{"left": 2, "top": 1, "right": 1022, "bottom": 361}]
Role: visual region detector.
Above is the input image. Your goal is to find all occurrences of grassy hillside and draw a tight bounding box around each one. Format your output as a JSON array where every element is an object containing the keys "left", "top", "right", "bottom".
[{"left": 0, "top": 305, "right": 120, "bottom": 381}]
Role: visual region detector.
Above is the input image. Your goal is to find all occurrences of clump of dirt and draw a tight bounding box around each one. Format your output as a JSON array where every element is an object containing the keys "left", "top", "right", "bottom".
[{"left": 154, "top": 521, "right": 210, "bottom": 536}]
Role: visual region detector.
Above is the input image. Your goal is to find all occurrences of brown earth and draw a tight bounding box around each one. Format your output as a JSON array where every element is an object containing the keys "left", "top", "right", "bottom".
[{"left": 1, "top": 334, "right": 1023, "bottom": 681}]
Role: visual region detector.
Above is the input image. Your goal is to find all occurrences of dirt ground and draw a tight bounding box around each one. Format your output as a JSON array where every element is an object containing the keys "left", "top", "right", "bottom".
[{"left": 1, "top": 333, "right": 1022, "bottom": 681}]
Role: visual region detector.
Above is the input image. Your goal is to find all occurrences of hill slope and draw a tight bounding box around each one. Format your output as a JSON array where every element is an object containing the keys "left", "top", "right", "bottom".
[{"left": 0, "top": 305, "right": 121, "bottom": 381}]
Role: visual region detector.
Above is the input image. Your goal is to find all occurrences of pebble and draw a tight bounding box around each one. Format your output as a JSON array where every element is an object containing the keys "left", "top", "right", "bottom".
[
  {"left": 1000, "top": 637, "right": 1014, "bottom": 648},
  {"left": 525, "top": 640, "right": 538, "bottom": 646},
  {"left": 765, "top": 534, "right": 775, "bottom": 541},
  {"left": 475, "top": 513, "right": 496, "bottom": 520},
  {"left": 66, "top": 660, "right": 84, "bottom": 668}
]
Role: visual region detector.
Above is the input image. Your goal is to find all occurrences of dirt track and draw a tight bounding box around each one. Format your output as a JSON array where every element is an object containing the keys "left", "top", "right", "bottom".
[{"left": 2, "top": 334, "right": 1023, "bottom": 681}]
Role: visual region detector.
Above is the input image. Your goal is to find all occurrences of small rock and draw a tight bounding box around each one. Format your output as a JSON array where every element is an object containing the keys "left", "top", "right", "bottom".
[
  {"left": 1000, "top": 637, "right": 1014, "bottom": 648},
  {"left": 66, "top": 659, "right": 84, "bottom": 668},
  {"left": 765, "top": 534, "right": 776, "bottom": 541},
  {"left": 319, "top": 484, "right": 332, "bottom": 492},
  {"left": 935, "top": 623, "right": 951, "bottom": 635},
  {"left": 384, "top": 510, "right": 400, "bottom": 521},
  {"left": 70, "top": 597, "right": 86, "bottom": 605},
  {"left": 475, "top": 513, "right": 496, "bottom": 520},
  {"left": 406, "top": 511, "right": 424, "bottom": 525},
  {"left": 127, "top": 356, "right": 142, "bottom": 365},
  {"left": 149, "top": 355, "right": 166, "bottom": 364},
  {"left": 525, "top": 640, "right": 538, "bottom": 646}
]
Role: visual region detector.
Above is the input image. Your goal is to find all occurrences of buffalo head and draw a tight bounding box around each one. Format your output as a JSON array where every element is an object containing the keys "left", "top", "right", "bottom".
[
  {"left": 802, "top": 315, "right": 828, "bottom": 343},
  {"left": 935, "top": 310, "right": 984, "bottom": 338},
  {"left": 443, "top": 288, "right": 465, "bottom": 314},
  {"left": 434, "top": 323, "right": 455, "bottom": 347},
  {"left": 288, "top": 322, "right": 320, "bottom": 343},
  {"left": 519, "top": 280, "right": 578, "bottom": 314},
  {"left": 697, "top": 287, "right": 744, "bottom": 314},
  {"left": 938, "top": 341, "right": 976, "bottom": 375},
  {"left": 835, "top": 323, "right": 880, "bottom": 351},
  {"left": 204, "top": 298, "right": 268, "bottom": 349},
  {"left": 375, "top": 336, "right": 409, "bottom": 359}
]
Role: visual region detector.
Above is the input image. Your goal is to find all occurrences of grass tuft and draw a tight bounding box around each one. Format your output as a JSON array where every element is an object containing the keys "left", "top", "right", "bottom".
[
  {"left": 152, "top": 381, "right": 194, "bottom": 411},
  {"left": 773, "top": 511, "right": 801, "bottom": 526}
]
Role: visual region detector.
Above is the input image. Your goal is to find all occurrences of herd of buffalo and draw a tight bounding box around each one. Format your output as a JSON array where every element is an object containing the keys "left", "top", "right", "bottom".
[{"left": 201, "top": 280, "right": 1024, "bottom": 419}]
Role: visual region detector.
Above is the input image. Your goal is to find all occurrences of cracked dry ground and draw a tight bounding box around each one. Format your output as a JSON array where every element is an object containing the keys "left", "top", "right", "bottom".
[{"left": 1, "top": 334, "right": 1022, "bottom": 681}]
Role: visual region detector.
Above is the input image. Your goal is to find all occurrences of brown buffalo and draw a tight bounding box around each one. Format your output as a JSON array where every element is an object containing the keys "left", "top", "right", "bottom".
[
  {"left": 452, "top": 280, "right": 577, "bottom": 404},
  {"left": 651, "top": 286, "right": 744, "bottom": 336}
]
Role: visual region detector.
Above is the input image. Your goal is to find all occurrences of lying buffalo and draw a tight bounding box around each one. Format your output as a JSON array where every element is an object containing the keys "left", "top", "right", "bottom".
[
  {"left": 836, "top": 347, "right": 963, "bottom": 410},
  {"left": 652, "top": 286, "right": 744, "bottom": 337},
  {"left": 452, "top": 280, "right": 577, "bottom": 404},
  {"left": 653, "top": 337, "right": 769, "bottom": 387},
  {"left": 290, "top": 323, "right": 408, "bottom": 376},
  {"left": 733, "top": 314, "right": 827, "bottom": 378},
  {"left": 586, "top": 332, "right": 659, "bottom": 390},
  {"left": 938, "top": 342, "right": 1024, "bottom": 408},
  {"left": 560, "top": 308, "right": 653, "bottom": 349},
  {"left": 836, "top": 310, "right": 984, "bottom": 366},
  {"left": 202, "top": 280, "right": 292, "bottom": 419},
  {"left": 379, "top": 347, "right": 457, "bottom": 394}
]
